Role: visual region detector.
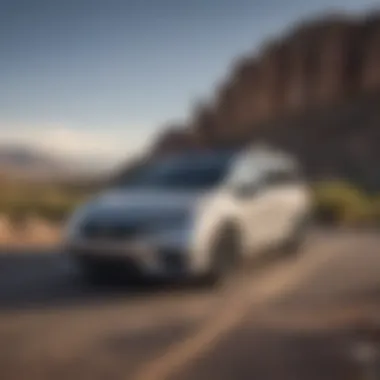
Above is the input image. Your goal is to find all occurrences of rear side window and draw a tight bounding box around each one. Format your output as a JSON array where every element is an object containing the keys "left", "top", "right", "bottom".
[
  {"left": 264, "top": 167, "right": 301, "bottom": 187},
  {"left": 228, "top": 155, "right": 261, "bottom": 187}
]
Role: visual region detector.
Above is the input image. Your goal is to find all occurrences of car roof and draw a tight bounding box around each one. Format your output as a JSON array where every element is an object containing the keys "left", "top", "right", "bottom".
[
  {"left": 238, "top": 144, "right": 298, "bottom": 168},
  {"left": 157, "top": 148, "right": 241, "bottom": 166},
  {"left": 156, "top": 145, "right": 299, "bottom": 173}
]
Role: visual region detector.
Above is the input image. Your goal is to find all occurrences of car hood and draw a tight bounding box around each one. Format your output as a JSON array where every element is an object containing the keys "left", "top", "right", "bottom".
[{"left": 79, "top": 188, "right": 207, "bottom": 222}]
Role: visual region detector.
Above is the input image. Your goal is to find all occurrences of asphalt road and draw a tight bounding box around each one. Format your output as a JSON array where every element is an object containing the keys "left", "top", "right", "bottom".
[{"left": 0, "top": 229, "right": 379, "bottom": 380}]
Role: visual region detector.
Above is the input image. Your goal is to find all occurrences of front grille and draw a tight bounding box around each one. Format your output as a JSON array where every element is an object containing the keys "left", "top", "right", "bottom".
[{"left": 81, "top": 221, "right": 141, "bottom": 240}]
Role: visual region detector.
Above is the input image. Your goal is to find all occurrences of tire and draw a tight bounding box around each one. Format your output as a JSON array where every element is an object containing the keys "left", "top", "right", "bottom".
[
  {"left": 76, "top": 257, "right": 115, "bottom": 285},
  {"left": 205, "top": 224, "right": 242, "bottom": 287}
]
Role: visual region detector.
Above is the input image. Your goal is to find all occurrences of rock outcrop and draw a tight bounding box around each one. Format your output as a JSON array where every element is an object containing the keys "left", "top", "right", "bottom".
[
  {"left": 191, "top": 13, "right": 380, "bottom": 144},
  {"left": 120, "top": 12, "right": 380, "bottom": 189}
]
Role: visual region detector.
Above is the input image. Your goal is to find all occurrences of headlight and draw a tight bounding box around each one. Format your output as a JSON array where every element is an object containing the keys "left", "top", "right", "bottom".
[{"left": 63, "top": 205, "right": 90, "bottom": 240}]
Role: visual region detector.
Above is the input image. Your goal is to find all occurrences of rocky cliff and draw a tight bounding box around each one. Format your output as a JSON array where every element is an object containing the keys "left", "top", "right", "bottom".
[
  {"left": 190, "top": 13, "right": 380, "bottom": 145},
  {"left": 122, "top": 12, "right": 380, "bottom": 189}
]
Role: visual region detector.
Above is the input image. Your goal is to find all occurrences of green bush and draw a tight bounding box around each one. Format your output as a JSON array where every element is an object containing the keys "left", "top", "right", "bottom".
[
  {"left": 312, "top": 181, "right": 376, "bottom": 226},
  {"left": 371, "top": 196, "right": 380, "bottom": 223}
]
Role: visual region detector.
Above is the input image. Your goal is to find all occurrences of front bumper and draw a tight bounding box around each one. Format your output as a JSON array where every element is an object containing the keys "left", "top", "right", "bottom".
[{"left": 63, "top": 238, "right": 195, "bottom": 278}]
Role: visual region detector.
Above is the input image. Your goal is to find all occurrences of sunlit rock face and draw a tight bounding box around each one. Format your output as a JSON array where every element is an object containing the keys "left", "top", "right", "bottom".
[{"left": 117, "top": 13, "right": 380, "bottom": 190}]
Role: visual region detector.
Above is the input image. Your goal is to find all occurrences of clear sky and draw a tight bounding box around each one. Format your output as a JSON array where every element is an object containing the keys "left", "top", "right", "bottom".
[{"left": 1, "top": 0, "right": 379, "bottom": 167}]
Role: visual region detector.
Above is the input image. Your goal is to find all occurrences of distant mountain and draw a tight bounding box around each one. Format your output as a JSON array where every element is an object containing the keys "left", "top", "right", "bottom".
[
  {"left": 0, "top": 145, "right": 58, "bottom": 165},
  {"left": 0, "top": 145, "right": 97, "bottom": 182},
  {"left": 0, "top": 145, "right": 59, "bottom": 176}
]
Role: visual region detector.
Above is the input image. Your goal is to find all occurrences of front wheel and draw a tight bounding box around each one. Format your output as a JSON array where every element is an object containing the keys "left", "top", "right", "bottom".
[
  {"left": 76, "top": 257, "right": 116, "bottom": 285},
  {"left": 281, "top": 214, "right": 311, "bottom": 256},
  {"left": 205, "top": 224, "right": 242, "bottom": 287}
]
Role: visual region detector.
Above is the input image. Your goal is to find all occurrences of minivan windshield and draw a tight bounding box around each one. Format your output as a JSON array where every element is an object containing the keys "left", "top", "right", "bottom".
[{"left": 119, "top": 152, "right": 235, "bottom": 190}]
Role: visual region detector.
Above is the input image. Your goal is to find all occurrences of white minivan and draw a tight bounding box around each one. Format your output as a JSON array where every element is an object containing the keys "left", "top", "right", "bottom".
[{"left": 63, "top": 145, "right": 312, "bottom": 284}]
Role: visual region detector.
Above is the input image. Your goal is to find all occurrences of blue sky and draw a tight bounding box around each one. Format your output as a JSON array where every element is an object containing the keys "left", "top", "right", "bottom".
[{"left": 0, "top": 0, "right": 379, "bottom": 166}]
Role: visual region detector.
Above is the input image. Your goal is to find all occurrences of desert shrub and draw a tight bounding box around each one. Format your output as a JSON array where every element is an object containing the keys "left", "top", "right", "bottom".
[
  {"left": 371, "top": 196, "right": 380, "bottom": 223},
  {"left": 0, "top": 182, "right": 89, "bottom": 224},
  {"left": 312, "top": 181, "right": 375, "bottom": 226}
]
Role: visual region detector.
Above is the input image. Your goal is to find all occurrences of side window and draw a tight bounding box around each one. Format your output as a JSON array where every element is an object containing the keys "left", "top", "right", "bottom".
[
  {"left": 228, "top": 155, "right": 264, "bottom": 196},
  {"left": 264, "top": 167, "right": 300, "bottom": 188},
  {"left": 229, "top": 156, "right": 257, "bottom": 184}
]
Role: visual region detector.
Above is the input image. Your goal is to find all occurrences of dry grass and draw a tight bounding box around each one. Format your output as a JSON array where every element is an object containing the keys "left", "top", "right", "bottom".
[{"left": 0, "top": 215, "right": 61, "bottom": 249}]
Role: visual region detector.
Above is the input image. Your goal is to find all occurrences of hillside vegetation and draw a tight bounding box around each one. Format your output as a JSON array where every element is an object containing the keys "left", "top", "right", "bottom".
[{"left": 0, "top": 178, "right": 94, "bottom": 223}]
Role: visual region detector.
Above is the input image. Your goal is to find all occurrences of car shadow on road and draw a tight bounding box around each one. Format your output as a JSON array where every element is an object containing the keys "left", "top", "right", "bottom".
[
  {"left": 0, "top": 248, "right": 297, "bottom": 312},
  {"left": 0, "top": 251, "right": 214, "bottom": 311}
]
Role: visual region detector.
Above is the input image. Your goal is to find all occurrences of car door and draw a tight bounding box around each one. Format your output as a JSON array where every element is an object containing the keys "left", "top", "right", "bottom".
[
  {"left": 240, "top": 168, "right": 282, "bottom": 252},
  {"left": 257, "top": 166, "right": 304, "bottom": 248},
  {"left": 227, "top": 155, "right": 268, "bottom": 255}
]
